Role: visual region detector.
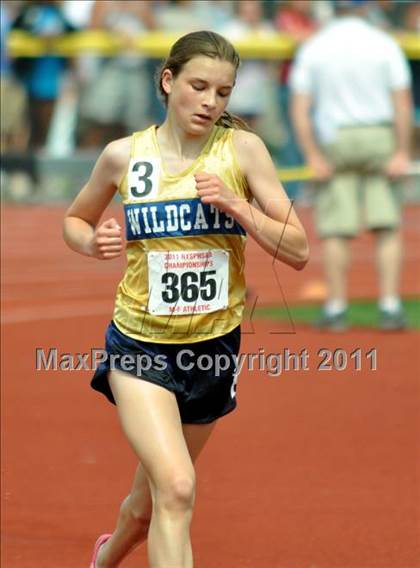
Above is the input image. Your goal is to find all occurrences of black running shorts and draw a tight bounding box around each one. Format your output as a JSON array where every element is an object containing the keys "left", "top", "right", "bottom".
[{"left": 91, "top": 321, "right": 241, "bottom": 424}]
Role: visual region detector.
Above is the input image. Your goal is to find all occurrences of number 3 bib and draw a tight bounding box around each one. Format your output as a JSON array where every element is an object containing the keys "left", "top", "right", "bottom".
[{"left": 147, "top": 249, "right": 229, "bottom": 315}]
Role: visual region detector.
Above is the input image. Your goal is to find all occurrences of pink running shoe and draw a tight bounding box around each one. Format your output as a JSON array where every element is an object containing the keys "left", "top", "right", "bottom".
[{"left": 89, "top": 534, "right": 112, "bottom": 568}]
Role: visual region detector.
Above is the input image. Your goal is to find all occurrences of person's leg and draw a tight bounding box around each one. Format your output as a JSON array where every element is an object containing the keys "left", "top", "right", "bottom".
[
  {"left": 95, "top": 462, "right": 151, "bottom": 568},
  {"left": 166, "top": 422, "right": 217, "bottom": 568},
  {"left": 315, "top": 167, "right": 359, "bottom": 303},
  {"left": 315, "top": 236, "right": 352, "bottom": 330},
  {"left": 29, "top": 99, "right": 55, "bottom": 149},
  {"left": 362, "top": 162, "right": 404, "bottom": 327},
  {"left": 314, "top": 170, "right": 359, "bottom": 327},
  {"left": 96, "top": 370, "right": 213, "bottom": 568},
  {"left": 375, "top": 228, "right": 403, "bottom": 307},
  {"left": 322, "top": 236, "right": 351, "bottom": 308},
  {"left": 96, "top": 421, "right": 216, "bottom": 568}
]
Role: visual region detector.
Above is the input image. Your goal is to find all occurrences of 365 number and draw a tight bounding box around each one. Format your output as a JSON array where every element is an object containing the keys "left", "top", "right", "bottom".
[{"left": 161, "top": 271, "right": 217, "bottom": 303}]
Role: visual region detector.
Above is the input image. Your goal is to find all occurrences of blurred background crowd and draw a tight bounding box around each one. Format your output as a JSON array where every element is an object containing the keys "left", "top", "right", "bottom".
[{"left": 1, "top": 0, "right": 419, "bottom": 200}]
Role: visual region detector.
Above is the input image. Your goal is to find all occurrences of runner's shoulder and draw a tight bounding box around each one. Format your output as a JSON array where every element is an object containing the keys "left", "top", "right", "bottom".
[
  {"left": 103, "top": 137, "right": 132, "bottom": 168},
  {"left": 232, "top": 129, "right": 269, "bottom": 173},
  {"left": 101, "top": 137, "right": 132, "bottom": 186}
]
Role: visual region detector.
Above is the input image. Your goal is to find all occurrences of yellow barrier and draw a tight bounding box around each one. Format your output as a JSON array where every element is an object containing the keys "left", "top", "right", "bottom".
[
  {"left": 7, "top": 30, "right": 420, "bottom": 59},
  {"left": 278, "top": 166, "right": 313, "bottom": 182},
  {"left": 277, "top": 162, "right": 420, "bottom": 182},
  {"left": 6, "top": 30, "right": 419, "bottom": 184}
]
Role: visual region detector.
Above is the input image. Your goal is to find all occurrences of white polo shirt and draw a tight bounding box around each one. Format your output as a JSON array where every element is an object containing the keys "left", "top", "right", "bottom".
[{"left": 290, "top": 16, "right": 411, "bottom": 143}]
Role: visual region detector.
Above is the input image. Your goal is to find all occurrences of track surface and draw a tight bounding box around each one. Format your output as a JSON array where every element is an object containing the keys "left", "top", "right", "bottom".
[{"left": 2, "top": 205, "right": 420, "bottom": 567}]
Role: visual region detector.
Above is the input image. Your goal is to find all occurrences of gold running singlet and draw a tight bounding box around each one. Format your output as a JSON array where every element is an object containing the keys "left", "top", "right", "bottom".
[{"left": 113, "top": 125, "right": 252, "bottom": 343}]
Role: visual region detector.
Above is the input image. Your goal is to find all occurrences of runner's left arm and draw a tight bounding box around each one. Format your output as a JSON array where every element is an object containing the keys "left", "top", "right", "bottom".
[{"left": 195, "top": 131, "right": 309, "bottom": 270}]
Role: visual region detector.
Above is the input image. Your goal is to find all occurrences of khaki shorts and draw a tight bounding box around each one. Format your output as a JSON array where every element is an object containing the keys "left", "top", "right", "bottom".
[
  {"left": 315, "top": 126, "right": 401, "bottom": 238},
  {"left": 0, "top": 78, "right": 27, "bottom": 136}
]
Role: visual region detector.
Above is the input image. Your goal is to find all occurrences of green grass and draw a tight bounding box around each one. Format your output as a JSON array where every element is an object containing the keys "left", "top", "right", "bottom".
[{"left": 251, "top": 298, "right": 420, "bottom": 329}]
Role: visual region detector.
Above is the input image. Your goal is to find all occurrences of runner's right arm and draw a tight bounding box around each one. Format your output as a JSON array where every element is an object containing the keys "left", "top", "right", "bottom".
[{"left": 63, "top": 138, "right": 130, "bottom": 260}]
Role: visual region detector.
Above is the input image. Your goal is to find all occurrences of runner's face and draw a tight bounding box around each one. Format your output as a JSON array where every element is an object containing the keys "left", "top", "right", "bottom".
[{"left": 163, "top": 56, "right": 235, "bottom": 134}]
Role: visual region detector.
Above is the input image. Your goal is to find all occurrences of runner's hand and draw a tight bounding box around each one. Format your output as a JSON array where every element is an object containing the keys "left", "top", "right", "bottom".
[
  {"left": 89, "top": 218, "right": 123, "bottom": 260},
  {"left": 195, "top": 172, "right": 243, "bottom": 214}
]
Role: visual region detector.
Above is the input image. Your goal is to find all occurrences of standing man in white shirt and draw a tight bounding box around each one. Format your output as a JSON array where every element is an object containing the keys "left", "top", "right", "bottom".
[{"left": 290, "top": 0, "right": 412, "bottom": 330}]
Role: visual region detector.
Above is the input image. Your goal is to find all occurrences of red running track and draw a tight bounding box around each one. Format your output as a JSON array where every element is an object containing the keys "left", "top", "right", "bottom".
[{"left": 1, "top": 205, "right": 419, "bottom": 567}]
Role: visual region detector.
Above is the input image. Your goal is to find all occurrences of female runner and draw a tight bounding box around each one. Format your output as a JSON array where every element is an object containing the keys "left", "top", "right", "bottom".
[{"left": 63, "top": 30, "right": 309, "bottom": 568}]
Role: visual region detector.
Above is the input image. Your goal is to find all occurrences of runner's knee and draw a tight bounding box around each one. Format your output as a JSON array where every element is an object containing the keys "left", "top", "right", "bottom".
[{"left": 152, "top": 472, "right": 196, "bottom": 513}]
